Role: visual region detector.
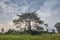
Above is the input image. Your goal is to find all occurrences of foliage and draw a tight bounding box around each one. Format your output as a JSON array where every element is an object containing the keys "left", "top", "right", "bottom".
[
  {"left": 0, "top": 34, "right": 60, "bottom": 40},
  {"left": 13, "top": 12, "right": 44, "bottom": 35},
  {"left": 13, "top": 12, "right": 43, "bottom": 24},
  {"left": 5, "top": 29, "right": 21, "bottom": 35},
  {"left": 55, "top": 22, "right": 60, "bottom": 33},
  {"left": 1, "top": 28, "right": 4, "bottom": 34}
]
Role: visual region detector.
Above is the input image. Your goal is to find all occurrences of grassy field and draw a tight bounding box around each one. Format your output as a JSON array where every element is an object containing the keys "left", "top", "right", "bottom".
[{"left": 0, "top": 34, "right": 60, "bottom": 40}]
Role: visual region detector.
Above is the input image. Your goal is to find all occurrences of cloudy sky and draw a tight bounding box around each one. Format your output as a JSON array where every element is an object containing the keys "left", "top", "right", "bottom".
[{"left": 0, "top": 0, "right": 60, "bottom": 31}]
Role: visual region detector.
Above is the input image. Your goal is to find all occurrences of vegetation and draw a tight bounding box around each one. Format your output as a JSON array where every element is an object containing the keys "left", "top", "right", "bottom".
[
  {"left": 55, "top": 22, "right": 60, "bottom": 33},
  {"left": 13, "top": 12, "right": 44, "bottom": 35},
  {"left": 0, "top": 34, "right": 60, "bottom": 40},
  {"left": 0, "top": 12, "right": 60, "bottom": 40},
  {"left": 1, "top": 28, "right": 4, "bottom": 33},
  {"left": 5, "top": 29, "right": 21, "bottom": 35}
]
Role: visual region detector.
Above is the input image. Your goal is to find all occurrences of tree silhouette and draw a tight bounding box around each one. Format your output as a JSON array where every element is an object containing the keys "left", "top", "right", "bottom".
[
  {"left": 1, "top": 28, "right": 4, "bottom": 33},
  {"left": 13, "top": 12, "right": 43, "bottom": 34},
  {"left": 44, "top": 24, "right": 48, "bottom": 32},
  {"left": 55, "top": 22, "right": 60, "bottom": 33}
]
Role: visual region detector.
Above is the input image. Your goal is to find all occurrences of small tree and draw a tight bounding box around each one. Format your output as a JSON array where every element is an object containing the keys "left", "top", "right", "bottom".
[
  {"left": 44, "top": 24, "right": 48, "bottom": 32},
  {"left": 55, "top": 22, "right": 60, "bottom": 33},
  {"left": 1, "top": 28, "right": 4, "bottom": 33}
]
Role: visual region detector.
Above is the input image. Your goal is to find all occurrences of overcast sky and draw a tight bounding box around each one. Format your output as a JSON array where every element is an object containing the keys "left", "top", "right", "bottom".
[{"left": 0, "top": 0, "right": 60, "bottom": 31}]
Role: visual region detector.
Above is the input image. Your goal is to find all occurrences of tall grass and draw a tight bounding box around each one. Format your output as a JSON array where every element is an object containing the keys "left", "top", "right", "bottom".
[{"left": 0, "top": 34, "right": 60, "bottom": 40}]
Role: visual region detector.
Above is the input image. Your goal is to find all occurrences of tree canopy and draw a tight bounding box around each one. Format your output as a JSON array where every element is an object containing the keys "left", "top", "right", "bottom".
[
  {"left": 13, "top": 12, "right": 44, "bottom": 34},
  {"left": 55, "top": 22, "right": 60, "bottom": 33},
  {"left": 13, "top": 12, "right": 43, "bottom": 24}
]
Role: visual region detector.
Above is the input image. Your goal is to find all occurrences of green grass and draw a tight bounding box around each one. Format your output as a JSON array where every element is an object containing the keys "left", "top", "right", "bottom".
[{"left": 0, "top": 34, "right": 60, "bottom": 40}]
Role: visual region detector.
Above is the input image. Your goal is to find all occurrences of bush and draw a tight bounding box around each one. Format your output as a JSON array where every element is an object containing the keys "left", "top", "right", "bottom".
[{"left": 5, "top": 29, "right": 21, "bottom": 35}]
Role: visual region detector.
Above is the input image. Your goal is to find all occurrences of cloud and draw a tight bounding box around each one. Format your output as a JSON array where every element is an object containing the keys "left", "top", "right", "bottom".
[
  {"left": 36, "top": 0, "right": 60, "bottom": 32},
  {"left": 0, "top": 0, "right": 31, "bottom": 30},
  {"left": 0, "top": 0, "right": 29, "bottom": 24},
  {"left": 0, "top": 23, "right": 9, "bottom": 32},
  {"left": 0, "top": 0, "right": 60, "bottom": 32},
  {"left": 0, "top": 0, "right": 45, "bottom": 24},
  {"left": 36, "top": 0, "right": 58, "bottom": 25}
]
